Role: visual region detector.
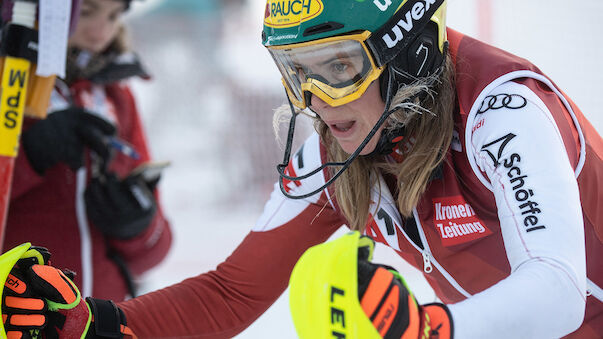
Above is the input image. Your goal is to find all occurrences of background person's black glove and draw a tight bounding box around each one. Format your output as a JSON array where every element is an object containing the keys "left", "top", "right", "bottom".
[
  {"left": 84, "top": 172, "right": 157, "bottom": 239},
  {"left": 22, "top": 107, "right": 116, "bottom": 174}
]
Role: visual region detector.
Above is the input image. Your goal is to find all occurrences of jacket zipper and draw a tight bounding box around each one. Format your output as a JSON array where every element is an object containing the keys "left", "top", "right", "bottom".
[
  {"left": 411, "top": 208, "right": 472, "bottom": 298},
  {"left": 422, "top": 251, "right": 433, "bottom": 273},
  {"left": 372, "top": 173, "right": 470, "bottom": 297}
]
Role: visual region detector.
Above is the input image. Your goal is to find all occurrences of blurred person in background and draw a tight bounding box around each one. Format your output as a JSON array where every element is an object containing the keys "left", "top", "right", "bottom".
[
  {"left": 2, "top": 0, "right": 171, "bottom": 302},
  {"left": 2, "top": 0, "right": 601, "bottom": 338}
]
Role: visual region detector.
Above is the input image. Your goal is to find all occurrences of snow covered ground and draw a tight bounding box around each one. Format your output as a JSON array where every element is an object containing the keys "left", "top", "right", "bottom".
[{"left": 125, "top": 0, "right": 602, "bottom": 337}]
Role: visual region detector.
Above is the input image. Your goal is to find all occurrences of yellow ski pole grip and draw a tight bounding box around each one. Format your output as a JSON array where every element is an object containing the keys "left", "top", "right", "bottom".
[
  {"left": 0, "top": 0, "right": 36, "bottom": 157},
  {"left": 0, "top": 56, "right": 30, "bottom": 157}
]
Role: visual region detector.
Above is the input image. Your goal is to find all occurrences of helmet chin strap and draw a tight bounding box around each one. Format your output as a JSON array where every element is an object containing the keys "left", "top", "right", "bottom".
[{"left": 277, "top": 65, "right": 404, "bottom": 199}]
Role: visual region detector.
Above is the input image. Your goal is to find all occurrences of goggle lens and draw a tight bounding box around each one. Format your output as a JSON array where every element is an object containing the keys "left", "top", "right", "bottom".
[{"left": 268, "top": 35, "right": 381, "bottom": 108}]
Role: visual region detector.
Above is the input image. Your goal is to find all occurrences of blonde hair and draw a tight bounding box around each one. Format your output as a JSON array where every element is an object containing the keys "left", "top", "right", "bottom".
[{"left": 273, "top": 55, "right": 456, "bottom": 231}]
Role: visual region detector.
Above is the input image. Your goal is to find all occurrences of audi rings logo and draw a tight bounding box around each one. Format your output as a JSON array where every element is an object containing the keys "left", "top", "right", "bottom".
[{"left": 477, "top": 94, "right": 527, "bottom": 114}]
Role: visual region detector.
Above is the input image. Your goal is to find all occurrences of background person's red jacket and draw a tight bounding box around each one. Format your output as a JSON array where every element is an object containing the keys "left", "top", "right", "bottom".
[{"left": 5, "top": 78, "right": 172, "bottom": 301}]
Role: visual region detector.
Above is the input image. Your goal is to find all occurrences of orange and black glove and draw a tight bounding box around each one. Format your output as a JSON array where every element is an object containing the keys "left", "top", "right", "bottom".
[
  {"left": 357, "top": 245, "right": 453, "bottom": 339},
  {"left": 2, "top": 247, "right": 135, "bottom": 338}
]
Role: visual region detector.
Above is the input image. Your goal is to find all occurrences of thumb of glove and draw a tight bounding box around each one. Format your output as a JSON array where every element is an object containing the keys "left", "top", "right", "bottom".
[
  {"left": 25, "top": 265, "right": 93, "bottom": 338},
  {"left": 76, "top": 111, "right": 117, "bottom": 164},
  {"left": 25, "top": 265, "right": 80, "bottom": 311}
]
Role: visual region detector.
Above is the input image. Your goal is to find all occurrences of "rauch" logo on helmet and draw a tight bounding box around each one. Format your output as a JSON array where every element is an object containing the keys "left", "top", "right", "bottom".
[
  {"left": 382, "top": 0, "right": 436, "bottom": 48},
  {"left": 264, "top": 0, "right": 324, "bottom": 28}
]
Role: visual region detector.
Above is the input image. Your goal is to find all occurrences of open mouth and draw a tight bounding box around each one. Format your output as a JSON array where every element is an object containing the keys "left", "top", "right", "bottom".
[{"left": 331, "top": 121, "right": 355, "bottom": 132}]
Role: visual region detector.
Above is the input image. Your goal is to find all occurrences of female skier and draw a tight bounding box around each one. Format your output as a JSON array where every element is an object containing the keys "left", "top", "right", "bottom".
[{"left": 2, "top": 0, "right": 601, "bottom": 338}]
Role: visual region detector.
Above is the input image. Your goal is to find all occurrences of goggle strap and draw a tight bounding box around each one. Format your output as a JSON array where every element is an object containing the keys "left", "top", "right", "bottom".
[
  {"left": 383, "top": 64, "right": 395, "bottom": 114},
  {"left": 278, "top": 93, "right": 298, "bottom": 166},
  {"left": 278, "top": 95, "right": 344, "bottom": 184},
  {"left": 366, "top": 0, "right": 445, "bottom": 67}
]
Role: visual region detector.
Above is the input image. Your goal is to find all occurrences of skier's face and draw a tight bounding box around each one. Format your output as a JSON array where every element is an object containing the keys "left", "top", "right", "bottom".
[
  {"left": 69, "top": 0, "right": 126, "bottom": 53},
  {"left": 310, "top": 80, "right": 386, "bottom": 155}
]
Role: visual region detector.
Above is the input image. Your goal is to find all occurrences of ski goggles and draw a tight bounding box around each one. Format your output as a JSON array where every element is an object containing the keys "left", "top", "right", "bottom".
[{"left": 267, "top": 31, "right": 385, "bottom": 109}]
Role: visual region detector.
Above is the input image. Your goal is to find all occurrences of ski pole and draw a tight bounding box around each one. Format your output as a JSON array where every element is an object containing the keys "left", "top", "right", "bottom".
[
  {"left": 0, "top": 0, "right": 73, "bottom": 253},
  {"left": 0, "top": 0, "right": 37, "bottom": 252}
]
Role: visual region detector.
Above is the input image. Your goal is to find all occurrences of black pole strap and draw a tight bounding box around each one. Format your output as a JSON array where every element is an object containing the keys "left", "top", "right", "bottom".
[{"left": 0, "top": 23, "right": 38, "bottom": 62}]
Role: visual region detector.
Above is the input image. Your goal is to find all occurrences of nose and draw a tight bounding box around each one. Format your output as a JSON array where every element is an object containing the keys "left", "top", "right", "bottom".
[
  {"left": 92, "top": 21, "right": 112, "bottom": 41},
  {"left": 83, "top": 17, "right": 114, "bottom": 44}
]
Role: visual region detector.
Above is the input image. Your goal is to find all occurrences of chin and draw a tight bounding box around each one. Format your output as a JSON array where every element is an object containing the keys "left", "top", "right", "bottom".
[
  {"left": 359, "top": 147, "right": 377, "bottom": 156},
  {"left": 339, "top": 142, "right": 376, "bottom": 156},
  {"left": 334, "top": 130, "right": 381, "bottom": 156},
  {"left": 89, "top": 46, "right": 108, "bottom": 54},
  {"left": 75, "top": 43, "right": 109, "bottom": 54}
]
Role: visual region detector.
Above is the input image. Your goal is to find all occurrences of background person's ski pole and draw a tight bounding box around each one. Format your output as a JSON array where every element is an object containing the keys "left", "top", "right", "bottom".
[
  {"left": 0, "top": 0, "right": 37, "bottom": 252},
  {"left": 0, "top": 0, "right": 73, "bottom": 252}
]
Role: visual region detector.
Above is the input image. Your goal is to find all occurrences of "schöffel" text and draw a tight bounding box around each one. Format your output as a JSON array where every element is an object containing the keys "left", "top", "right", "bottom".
[{"left": 503, "top": 152, "right": 546, "bottom": 232}]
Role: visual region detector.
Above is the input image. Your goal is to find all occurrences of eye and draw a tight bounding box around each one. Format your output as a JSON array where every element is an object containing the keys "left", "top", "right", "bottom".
[
  {"left": 330, "top": 62, "right": 348, "bottom": 74},
  {"left": 79, "top": 7, "right": 93, "bottom": 17},
  {"left": 109, "top": 9, "right": 123, "bottom": 22}
]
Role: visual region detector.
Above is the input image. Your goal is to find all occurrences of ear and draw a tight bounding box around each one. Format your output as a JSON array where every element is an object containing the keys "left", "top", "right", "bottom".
[{"left": 378, "top": 21, "right": 445, "bottom": 102}]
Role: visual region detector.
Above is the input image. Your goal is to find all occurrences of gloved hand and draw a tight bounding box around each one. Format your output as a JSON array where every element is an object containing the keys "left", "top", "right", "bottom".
[
  {"left": 357, "top": 242, "right": 453, "bottom": 339},
  {"left": 84, "top": 172, "right": 157, "bottom": 239},
  {"left": 22, "top": 107, "right": 116, "bottom": 175},
  {"left": 2, "top": 246, "right": 135, "bottom": 338},
  {"left": 289, "top": 232, "right": 452, "bottom": 339}
]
